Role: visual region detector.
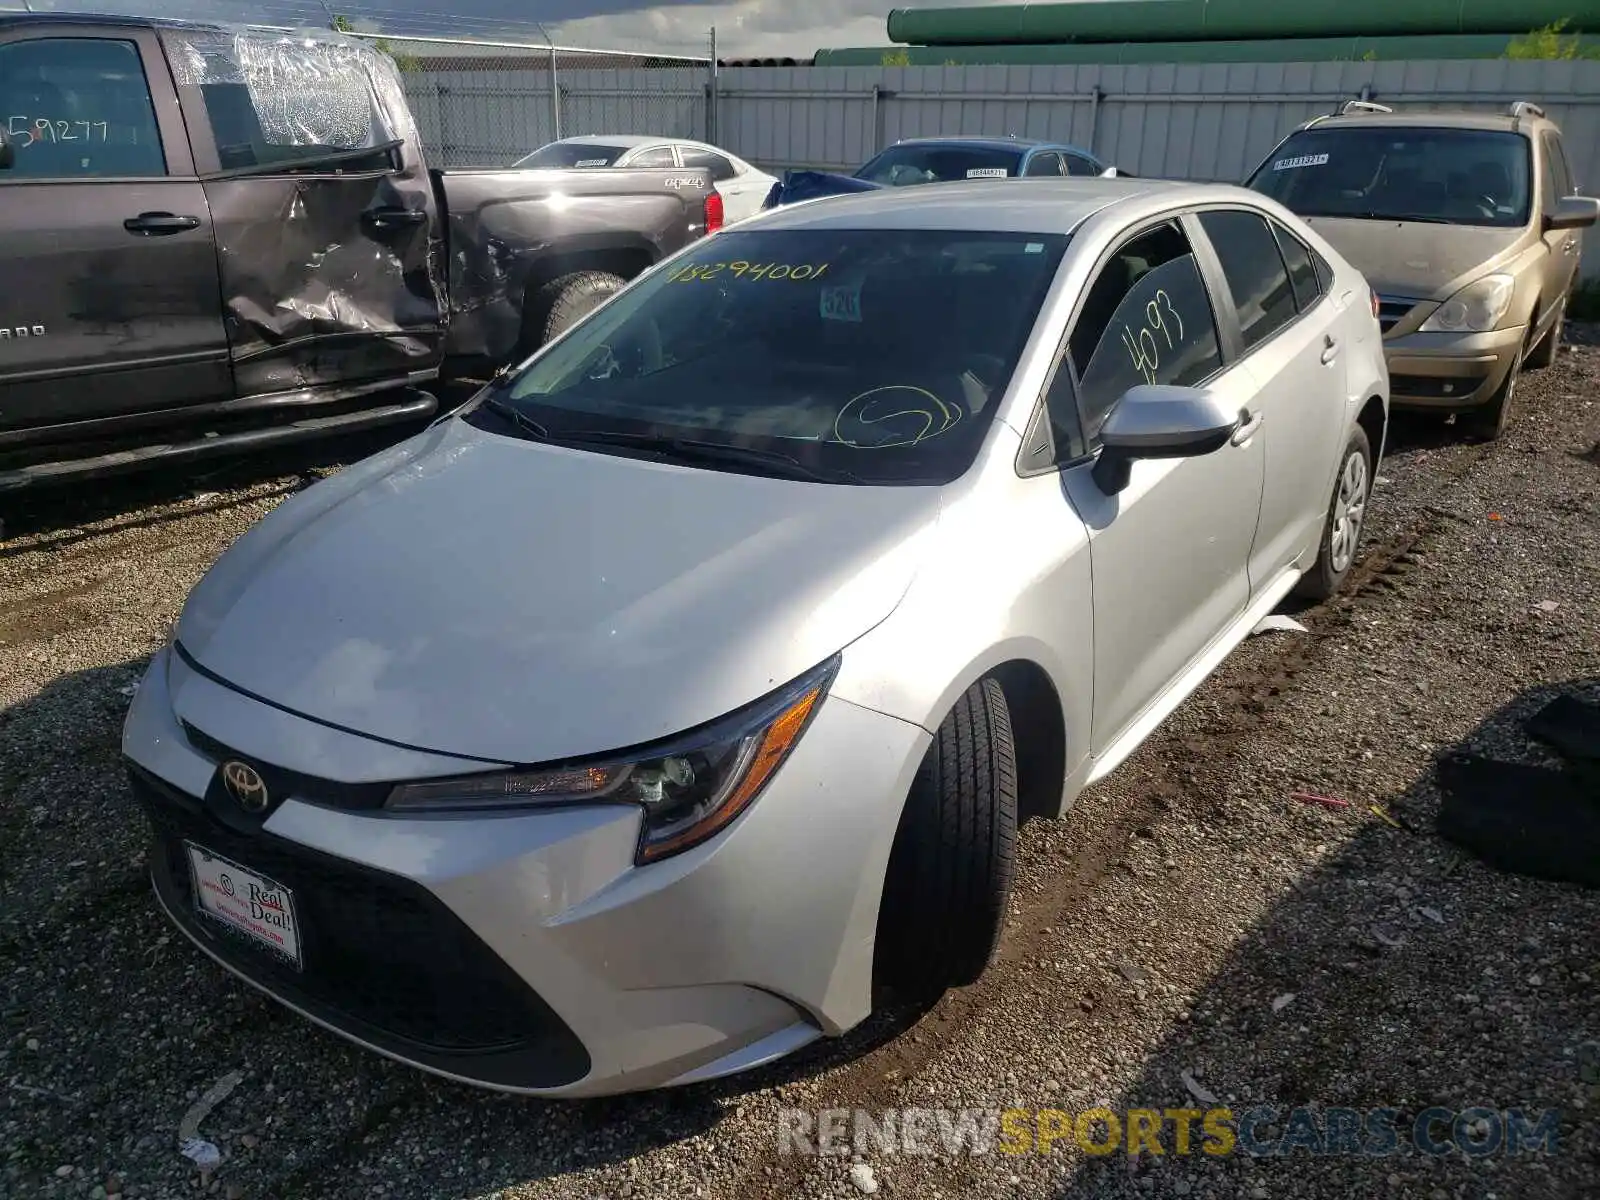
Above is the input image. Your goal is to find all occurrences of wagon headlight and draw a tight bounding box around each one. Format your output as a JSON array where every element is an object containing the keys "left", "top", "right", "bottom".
[
  {"left": 1420, "top": 273, "right": 1516, "bottom": 333},
  {"left": 385, "top": 656, "right": 838, "bottom": 865}
]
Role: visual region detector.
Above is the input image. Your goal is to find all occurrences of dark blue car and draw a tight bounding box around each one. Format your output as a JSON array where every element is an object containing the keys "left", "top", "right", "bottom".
[{"left": 762, "top": 136, "right": 1121, "bottom": 208}]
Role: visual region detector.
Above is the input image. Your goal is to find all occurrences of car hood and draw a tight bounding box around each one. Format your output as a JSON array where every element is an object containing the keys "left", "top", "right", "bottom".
[
  {"left": 1303, "top": 216, "right": 1524, "bottom": 299},
  {"left": 176, "top": 416, "right": 940, "bottom": 765}
]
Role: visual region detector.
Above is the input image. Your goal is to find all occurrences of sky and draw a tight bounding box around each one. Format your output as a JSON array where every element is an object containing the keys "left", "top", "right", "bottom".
[{"left": 4, "top": 0, "right": 1038, "bottom": 57}]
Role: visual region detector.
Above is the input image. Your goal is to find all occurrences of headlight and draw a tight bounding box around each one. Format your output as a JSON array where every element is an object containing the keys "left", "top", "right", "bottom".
[
  {"left": 1419, "top": 274, "right": 1516, "bottom": 333},
  {"left": 385, "top": 656, "right": 839, "bottom": 865}
]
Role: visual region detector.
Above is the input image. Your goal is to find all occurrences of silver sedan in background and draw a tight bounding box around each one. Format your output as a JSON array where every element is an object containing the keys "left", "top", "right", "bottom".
[{"left": 123, "top": 178, "right": 1389, "bottom": 1098}]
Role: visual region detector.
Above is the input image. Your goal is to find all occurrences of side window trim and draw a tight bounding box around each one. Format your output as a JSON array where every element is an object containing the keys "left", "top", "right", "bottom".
[
  {"left": 0, "top": 26, "right": 191, "bottom": 180},
  {"left": 1178, "top": 210, "right": 1245, "bottom": 365},
  {"left": 1185, "top": 204, "right": 1316, "bottom": 362}
]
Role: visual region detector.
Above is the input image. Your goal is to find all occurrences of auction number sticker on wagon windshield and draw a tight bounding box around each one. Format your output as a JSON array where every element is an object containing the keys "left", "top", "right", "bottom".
[
  {"left": 186, "top": 844, "right": 302, "bottom": 968},
  {"left": 1273, "top": 153, "right": 1330, "bottom": 171},
  {"left": 966, "top": 167, "right": 1009, "bottom": 178}
]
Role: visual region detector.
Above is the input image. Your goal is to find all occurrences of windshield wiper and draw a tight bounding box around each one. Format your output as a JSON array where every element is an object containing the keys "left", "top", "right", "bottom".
[
  {"left": 1349, "top": 211, "right": 1453, "bottom": 225},
  {"left": 556, "top": 429, "right": 864, "bottom": 483},
  {"left": 479, "top": 395, "right": 552, "bottom": 441}
]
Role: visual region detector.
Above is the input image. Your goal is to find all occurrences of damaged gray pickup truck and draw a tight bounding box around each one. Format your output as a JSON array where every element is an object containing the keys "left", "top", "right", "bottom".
[{"left": 0, "top": 15, "right": 720, "bottom": 491}]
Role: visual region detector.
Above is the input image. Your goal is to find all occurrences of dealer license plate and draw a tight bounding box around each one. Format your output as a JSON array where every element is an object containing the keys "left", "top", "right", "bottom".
[{"left": 185, "top": 843, "right": 302, "bottom": 969}]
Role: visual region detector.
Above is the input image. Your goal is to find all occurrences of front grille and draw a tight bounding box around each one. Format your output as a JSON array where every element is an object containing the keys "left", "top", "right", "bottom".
[
  {"left": 131, "top": 765, "right": 590, "bottom": 1088},
  {"left": 1378, "top": 297, "right": 1419, "bottom": 334}
]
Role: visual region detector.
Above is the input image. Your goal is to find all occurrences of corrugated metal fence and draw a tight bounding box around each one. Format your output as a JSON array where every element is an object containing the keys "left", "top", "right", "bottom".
[{"left": 398, "top": 54, "right": 1600, "bottom": 267}]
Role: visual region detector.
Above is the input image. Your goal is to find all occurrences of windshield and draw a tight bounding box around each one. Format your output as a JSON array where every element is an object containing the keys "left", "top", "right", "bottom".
[
  {"left": 514, "top": 141, "right": 627, "bottom": 168},
  {"left": 480, "top": 227, "right": 1070, "bottom": 485},
  {"left": 855, "top": 144, "right": 1024, "bottom": 187},
  {"left": 1248, "top": 127, "right": 1533, "bottom": 228}
]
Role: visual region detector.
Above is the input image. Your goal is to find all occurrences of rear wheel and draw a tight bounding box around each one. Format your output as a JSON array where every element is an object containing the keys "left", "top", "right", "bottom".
[
  {"left": 1294, "top": 425, "right": 1372, "bottom": 601},
  {"left": 519, "top": 271, "right": 626, "bottom": 358},
  {"left": 876, "top": 678, "right": 1018, "bottom": 994},
  {"left": 1526, "top": 299, "right": 1565, "bottom": 370},
  {"left": 1465, "top": 346, "right": 1523, "bottom": 442}
]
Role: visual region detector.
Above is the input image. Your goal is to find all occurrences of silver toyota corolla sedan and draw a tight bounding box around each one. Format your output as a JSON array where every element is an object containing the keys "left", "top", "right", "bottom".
[{"left": 123, "top": 178, "right": 1389, "bottom": 1098}]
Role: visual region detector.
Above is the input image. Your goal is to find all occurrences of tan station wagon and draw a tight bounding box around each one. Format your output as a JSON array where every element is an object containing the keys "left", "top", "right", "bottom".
[{"left": 1248, "top": 100, "right": 1599, "bottom": 438}]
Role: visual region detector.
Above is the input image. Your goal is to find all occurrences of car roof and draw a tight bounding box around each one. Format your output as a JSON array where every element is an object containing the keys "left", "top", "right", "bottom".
[
  {"left": 884, "top": 136, "right": 1095, "bottom": 156},
  {"left": 747, "top": 177, "right": 1242, "bottom": 234}
]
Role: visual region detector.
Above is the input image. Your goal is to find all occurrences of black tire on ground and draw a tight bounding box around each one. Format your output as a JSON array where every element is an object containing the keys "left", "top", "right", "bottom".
[
  {"left": 1465, "top": 344, "right": 1523, "bottom": 442},
  {"left": 1525, "top": 300, "right": 1565, "bottom": 370},
  {"left": 1294, "top": 423, "right": 1373, "bottom": 602},
  {"left": 875, "top": 677, "right": 1018, "bottom": 995},
  {"left": 520, "top": 271, "right": 626, "bottom": 356}
]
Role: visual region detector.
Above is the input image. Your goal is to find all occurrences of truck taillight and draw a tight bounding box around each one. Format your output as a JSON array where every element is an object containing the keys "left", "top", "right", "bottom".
[{"left": 704, "top": 190, "right": 724, "bottom": 235}]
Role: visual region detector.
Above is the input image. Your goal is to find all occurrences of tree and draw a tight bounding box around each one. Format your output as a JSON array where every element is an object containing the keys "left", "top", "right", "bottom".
[
  {"left": 880, "top": 48, "right": 911, "bottom": 67},
  {"left": 333, "top": 13, "right": 422, "bottom": 73},
  {"left": 1506, "top": 19, "right": 1600, "bottom": 61}
]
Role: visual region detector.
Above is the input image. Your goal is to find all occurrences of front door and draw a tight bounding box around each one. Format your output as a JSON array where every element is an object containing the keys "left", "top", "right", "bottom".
[
  {"left": 157, "top": 26, "right": 448, "bottom": 398},
  {"left": 1540, "top": 132, "right": 1580, "bottom": 318},
  {"left": 0, "top": 28, "right": 231, "bottom": 432},
  {"left": 1049, "top": 218, "right": 1266, "bottom": 755}
]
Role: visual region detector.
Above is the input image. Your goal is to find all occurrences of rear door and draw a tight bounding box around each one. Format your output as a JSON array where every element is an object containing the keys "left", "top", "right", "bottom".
[
  {"left": 160, "top": 26, "right": 448, "bottom": 398},
  {"left": 680, "top": 145, "right": 762, "bottom": 223},
  {"left": 1192, "top": 207, "right": 1349, "bottom": 593},
  {"left": 0, "top": 25, "right": 230, "bottom": 432}
]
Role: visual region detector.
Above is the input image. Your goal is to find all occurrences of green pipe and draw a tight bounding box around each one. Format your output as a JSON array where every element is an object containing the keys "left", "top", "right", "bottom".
[
  {"left": 885, "top": 1, "right": 1600, "bottom": 47},
  {"left": 816, "top": 32, "right": 1587, "bottom": 66}
]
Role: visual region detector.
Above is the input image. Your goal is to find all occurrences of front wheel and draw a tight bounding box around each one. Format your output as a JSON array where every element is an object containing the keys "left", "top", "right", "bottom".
[
  {"left": 1525, "top": 300, "right": 1565, "bottom": 370},
  {"left": 875, "top": 678, "right": 1018, "bottom": 995},
  {"left": 1294, "top": 425, "right": 1373, "bottom": 601},
  {"left": 1465, "top": 347, "right": 1522, "bottom": 442}
]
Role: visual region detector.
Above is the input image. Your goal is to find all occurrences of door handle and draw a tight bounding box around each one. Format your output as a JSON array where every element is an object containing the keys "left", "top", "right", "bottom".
[
  {"left": 1321, "top": 334, "right": 1340, "bottom": 364},
  {"left": 124, "top": 212, "right": 201, "bottom": 235},
  {"left": 1566, "top": 240, "right": 1579, "bottom": 256},
  {"left": 1231, "top": 408, "right": 1264, "bottom": 446},
  {"left": 362, "top": 206, "right": 428, "bottom": 231}
]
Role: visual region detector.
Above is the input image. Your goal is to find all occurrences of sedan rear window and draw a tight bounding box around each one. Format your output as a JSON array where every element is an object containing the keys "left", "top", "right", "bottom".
[
  {"left": 1247, "top": 127, "right": 1533, "bottom": 228},
  {"left": 855, "top": 145, "right": 1024, "bottom": 186},
  {"left": 515, "top": 141, "right": 627, "bottom": 168},
  {"left": 495, "top": 228, "right": 1070, "bottom": 484}
]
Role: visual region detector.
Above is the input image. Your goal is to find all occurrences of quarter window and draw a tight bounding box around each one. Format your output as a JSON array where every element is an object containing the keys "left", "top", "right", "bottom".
[
  {"left": 1271, "top": 221, "right": 1322, "bottom": 312},
  {"left": 1198, "top": 209, "right": 1298, "bottom": 350},
  {"left": 1065, "top": 222, "right": 1225, "bottom": 440},
  {"left": 1024, "top": 152, "right": 1063, "bottom": 177},
  {"left": 1065, "top": 153, "right": 1101, "bottom": 177},
  {"left": 0, "top": 38, "right": 166, "bottom": 178}
]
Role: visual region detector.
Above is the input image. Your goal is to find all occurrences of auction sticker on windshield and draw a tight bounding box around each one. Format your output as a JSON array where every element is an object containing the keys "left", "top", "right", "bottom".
[
  {"left": 186, "top": 844, "right": 302, "bottom": 968},
  {"left": 1273, "top": 153, "right": 1330, "bottom": 171}
]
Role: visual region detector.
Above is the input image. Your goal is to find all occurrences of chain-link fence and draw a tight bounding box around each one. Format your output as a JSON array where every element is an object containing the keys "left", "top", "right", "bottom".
[{"left": 349, "top": 33, "right": 715, "bottom": 167}]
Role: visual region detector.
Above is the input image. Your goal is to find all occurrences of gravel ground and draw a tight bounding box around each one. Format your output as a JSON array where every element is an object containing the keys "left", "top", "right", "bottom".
[{"left": 2, "top": 347, "right": 1597, "bottom": 1200}]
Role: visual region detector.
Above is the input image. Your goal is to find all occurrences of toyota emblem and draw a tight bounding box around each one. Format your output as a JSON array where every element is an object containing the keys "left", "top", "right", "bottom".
[{"left": 221, "top": 761, "right": 269, "bottom": 813}]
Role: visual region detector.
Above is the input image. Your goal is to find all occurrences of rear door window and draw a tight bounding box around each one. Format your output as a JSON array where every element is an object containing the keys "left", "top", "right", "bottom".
[
  {"left": 0, "top": 37, "right": 166, "bottom": 178},
  {"left": 629, "top": 146, "right": 676, "bottom": 168},
  {"left": 681, "top": 147, "right": 736, "bottom": 181},
  {"left": 1197, "top": 209, "right": 1298, "bottom": 350},
  {"left": 1024, "top": 152, "right": 1063, "bottom": 177},
  {"left": 1065, "top": 153, "right": 1102, "bottom": 177},
  {"left": 1066, "top": 221, "right": 1225, "bottom": 439}
]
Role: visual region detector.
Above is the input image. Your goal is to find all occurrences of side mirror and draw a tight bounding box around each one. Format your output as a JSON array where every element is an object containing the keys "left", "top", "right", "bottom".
[
  {"left": 1099, "top": 167, "right": 1120, "bottom": 179},
  {"left": 1546, "top": 195, "right": 1600, "bottom": 231},
  {"left": 0, "top": 127, "right": 14, "bottom": 170},
  {"left": 1092, "top": 384, "right": 1241, "bottom": 495}
]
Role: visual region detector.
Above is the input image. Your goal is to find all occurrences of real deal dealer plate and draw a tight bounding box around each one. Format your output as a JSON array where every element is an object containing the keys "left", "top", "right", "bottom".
[{"left": 184, "top": 843, "right": 302, "bottom": 969}]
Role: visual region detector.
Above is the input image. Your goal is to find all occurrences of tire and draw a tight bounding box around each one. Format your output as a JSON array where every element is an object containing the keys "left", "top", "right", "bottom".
[
  {"left": 519, "top": 270, "right": 626, "bottom": 356},
  {"left": 1294, "top": 424, "right": 1373, "bottom": 602},
  {"left": 876, "top": 677, "right": 1018, "bottom": 994},
  {"left": 1525, "top": 300, "right": 1565, "bottom": 370},
  {"left": 1465, "top": 345, "right": 1523, "bottom": 442}
]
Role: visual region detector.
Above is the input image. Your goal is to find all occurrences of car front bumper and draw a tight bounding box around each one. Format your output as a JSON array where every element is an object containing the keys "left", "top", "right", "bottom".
[
  {"left": 1383, "top": 324, "right": 1526, "bottom": 410},
  {"left": 123, "top": 644, "right": 930, "bottom": 1097}
]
